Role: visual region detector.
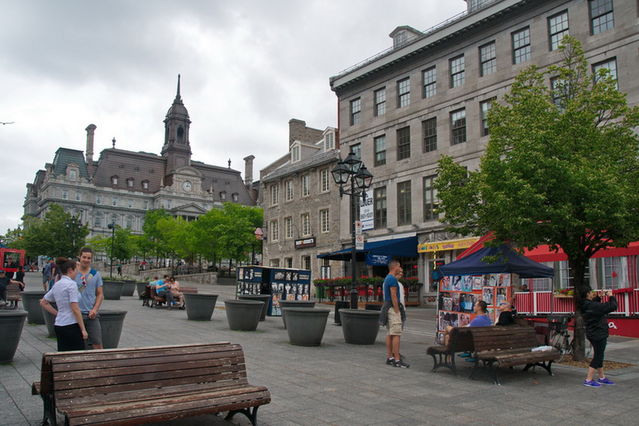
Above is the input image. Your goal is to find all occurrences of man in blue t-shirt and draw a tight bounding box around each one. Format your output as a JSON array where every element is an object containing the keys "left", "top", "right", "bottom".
[
  {"left": 75, "top": 247, "right": 104, "bottom": 349},
  {"left": 381, "top": 260, "right": 409, "bottom": 368}
]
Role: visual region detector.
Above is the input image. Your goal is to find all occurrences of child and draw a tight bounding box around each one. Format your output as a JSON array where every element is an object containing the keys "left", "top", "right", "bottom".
[{"left": 40, "top": 258, "right": 88, "bottom": 351}]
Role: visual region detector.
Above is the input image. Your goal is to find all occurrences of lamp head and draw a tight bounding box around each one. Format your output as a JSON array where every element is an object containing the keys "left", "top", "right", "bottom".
[
  {"left": 354, "top": 165, "right": 373, "bottom": 189},
  {"left": 331, "top": 161, "right": 350, "bottom": 185},
  {"left": 343, "top": 151, "right": 362, "bottom": 174}
]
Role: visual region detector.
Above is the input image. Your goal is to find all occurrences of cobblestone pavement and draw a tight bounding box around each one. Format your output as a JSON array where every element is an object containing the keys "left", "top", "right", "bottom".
[{"left": 2, "top": 273, "right": 639, "bottom": 425}]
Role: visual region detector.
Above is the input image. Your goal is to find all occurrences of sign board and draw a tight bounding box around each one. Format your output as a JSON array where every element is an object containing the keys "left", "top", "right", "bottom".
[
  {"left": 417, "top": 237, "right": 479, "bottom": 253},
  {"left": 294, "top": 237, "right": 316, "bottom": 249},
  {"left": 359, "top": 190, "right": 374, "bottom": 231},
  {"left": 355, "top": 220, "right": 362, "bottom": 235},
  {"left": 355, "top": 234, "right": 365, "bottom": 250},
  {"left": 366, "top": 253, "right": 391, "bottom": 266}
]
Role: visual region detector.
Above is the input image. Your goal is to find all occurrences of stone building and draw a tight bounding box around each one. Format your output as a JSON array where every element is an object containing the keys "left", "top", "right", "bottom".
[
  {"left": 24, "top": 76, "right": 256, "bottom": 237},
  {"left": 329, "top": 0, "right": 639, "bottom": 290},
  {"left": 260, "top": 119, "right": 342, "bottom": 281}
]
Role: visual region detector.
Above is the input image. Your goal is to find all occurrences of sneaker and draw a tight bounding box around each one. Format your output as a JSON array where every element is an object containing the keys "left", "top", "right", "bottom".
[
  {"left": 597, "top": 377, "right": 615, "bottom": 385},
  {"left": 583, "top": 380, "right": 601, "bottom": 387},
  {"left": 394, "top": 359, "right": 410, "bottom": 368},
  {"left": 464, "top": 358, "right": 477, "bottom": 363},
  {"left": 458, "top": 352, "right": 471, "bottom": 358},
  {"left": 386, "top": 357, "right": 395, "bottom": 365}
]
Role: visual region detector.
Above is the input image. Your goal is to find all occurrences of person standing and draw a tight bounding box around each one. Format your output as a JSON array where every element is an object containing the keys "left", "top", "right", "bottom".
[
  {"left": 42, "top": 259, "right": 54, "bottom": 291},
  {"left": 582, "top": 289, "right": 618, "bottom": 387},
  {"left": 75, "top": 247, "right": 104, "bottom": 349},
  {"left": 380, "top": 260, "right": 409, "bottom": 368},
  {"left": 40, "top": 258, "right": 88, "bottom": 351}
]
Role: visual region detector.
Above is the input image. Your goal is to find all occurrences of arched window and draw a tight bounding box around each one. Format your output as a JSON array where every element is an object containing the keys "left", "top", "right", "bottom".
[
  {"left": 177, "top": 126, "right": 184, "bottom": 143},
  {"left": 220, "top": 191, "right": 227, "bottom": 201},
  {"left": 142, "top": 180, "right": 149, "bottom": 190},
  {"left": 111, "top": 175, "right": 119, "bottom": 185},
  {"left": 232, "top": 193, "right": 239, "bottom": 202}
]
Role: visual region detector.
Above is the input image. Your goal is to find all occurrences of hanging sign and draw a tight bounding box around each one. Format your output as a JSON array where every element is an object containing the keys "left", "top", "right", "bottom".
[{"left": 360, "top": 190, "right": 374, "bottom": 231}]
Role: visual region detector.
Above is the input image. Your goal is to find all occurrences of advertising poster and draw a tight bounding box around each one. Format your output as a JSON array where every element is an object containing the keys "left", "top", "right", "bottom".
[{"left": 360, "top": 189, "right": 374, "bottom": 231}]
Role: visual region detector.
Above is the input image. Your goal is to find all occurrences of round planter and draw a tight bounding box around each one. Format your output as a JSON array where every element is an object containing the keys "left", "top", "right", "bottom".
[
  {"left": 340, "top": 309, "right": 381, "bottom": 345},
  {"left": 22, "top": 291, "right": 47, "bottom": 324},
  {"left": 224, "top": 300, "right": 263, "bottom": 331},
  {"left": 184, "top": 293, "right": 218, "bottom": 321},
  {"left": 103, "top": 281, "right": 124, "bottom": 300},
  {"left": 121, "top": 281, "right": 135, "bottom": 297},
  {"left": 99, "top": 310, "right": 127, "bottom": 349},
  {"left": 237, "top": 295, "right": 271, "bottom": 321},
  {"left": 284, "top": 308, "right": 330, "bottom": 346},
  {"left": 136, "top": 282, "right": 148, "bottom": 299},
  {"left": 0, "top": 310, "right": 28, "bottom": 363},
  {"left": 42, "top": 302, "right": 57, "bottom": 338},
  {"left": 278, "top": 300, "right": 315, "bottom": 329}
]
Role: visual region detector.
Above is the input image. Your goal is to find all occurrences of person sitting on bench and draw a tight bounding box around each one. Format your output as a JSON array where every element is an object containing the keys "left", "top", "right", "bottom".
[
  {"left": 495, "top": 302, "right": 516, "bottom": 326},
  {"left": 443, "top": 300, "right": 491, "bottom": 345},
  {"left": 155, "top": 275, "right": 174, "bottom": 306}
]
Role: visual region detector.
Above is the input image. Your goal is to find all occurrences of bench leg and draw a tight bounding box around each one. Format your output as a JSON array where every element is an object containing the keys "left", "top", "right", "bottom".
[
  {"left": 429, "top": 354, "right": 440, "bottom": 372},
  {"left": 524, "top": 360, "right": 553, "bottom": 376},
  {"left": 41, "top": 394, "right": 57, "bottom": 426},
  {"left": 226, "top": 406, "right": 259, "bottom": 426}
]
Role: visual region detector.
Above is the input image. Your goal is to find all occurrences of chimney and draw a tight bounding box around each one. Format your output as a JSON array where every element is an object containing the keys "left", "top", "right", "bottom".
[
  {"left": 288, "top": 118, "right": 306, "bottom": 147},
  {"left": 85, "top": 124, "right": 96, "bottom": 164},
  {"left": 243, "top": 155, "right": 255, "bottom": 186}
]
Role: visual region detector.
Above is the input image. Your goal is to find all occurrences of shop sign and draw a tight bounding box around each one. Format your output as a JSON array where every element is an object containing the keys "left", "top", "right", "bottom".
[
  {"left": 417, "top": 237, "right": 479, "bottom": 253},
  {"left": 366, "top": 253, "right": 391, "bottom": 266},
  {"left": 295, "top": 237, "right": 316, "bottom": 249}
]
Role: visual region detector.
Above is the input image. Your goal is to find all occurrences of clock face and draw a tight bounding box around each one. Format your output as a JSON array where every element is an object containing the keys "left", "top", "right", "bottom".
[{"left": 182, "top": 181, "right": 192, "bottom": 192}]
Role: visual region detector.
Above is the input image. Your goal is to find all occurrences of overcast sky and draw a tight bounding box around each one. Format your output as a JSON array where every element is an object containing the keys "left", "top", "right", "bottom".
[{"left": 0, "top": 0, "right": 466, "bottom": 233}]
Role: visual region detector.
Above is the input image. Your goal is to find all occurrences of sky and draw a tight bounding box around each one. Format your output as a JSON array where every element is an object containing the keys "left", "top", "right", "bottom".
[{"left": 0, "top": 0, "right": 466, "bottom": 233}]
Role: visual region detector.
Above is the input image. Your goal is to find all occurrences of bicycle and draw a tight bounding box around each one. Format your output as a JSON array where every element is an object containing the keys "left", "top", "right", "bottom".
[{"left": 547, "top": 316, "right": 592, "bottom": 362}]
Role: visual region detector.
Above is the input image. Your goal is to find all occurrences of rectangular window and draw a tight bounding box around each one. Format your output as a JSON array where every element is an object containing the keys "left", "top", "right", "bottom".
[
  {"left": 374, "top": 88, "right": 386, "bottom": 116},
  {"left": 479, "top": 42, "right": 496, "bottom": 76},
  {"left": 284, "top": 216, "right": 293, "bottom": 239},
  {"left": 397, "top": 181, "right": 412, "bottom": 226},
  {"left": 397, "top": 78, "right": 410, "bottom": 107},
  {"left": 422, "top": 117, "right": 437, "bottom": 152},
  {"left": 602, "top": 257, "right": 622, "bottom": 289},
  {"left": 512, "top": 27, "right": 531, "bottom": 64},
  {"left": 291, "top": 145, "right": 300, "bottom": 163},
  {"left": 423, "top": 175, "right": 439, "bottom": 221},
  {"left": 374, "top": 135, "right": 386, "bottom": 166},
  {"left": 449, "top": 55, "right": 465, "bottom": 88},
  {"left": 94, "top": 215, "right": 102, "bottom": 228},
  {"left": 285, "top": 258, "right": 293, "bottom": 268},
  {"left": 75, "top": 192, "right": 81, "bottom": 201},
  {"left": 548, "top": 10, "right": 569, "bottom": 51},
  {"left": 397, "top": 126, "right": 411, "bottom": 160},
  {"left": 422, "top": 66, "right": 436, "bottom": 98},
  {"left": 480, "top": 98, "right": 495, "bottom": 136},
  {"left": 302, "top": 256, "right": 311, "bottom": 271},
  {"left": 374, "top": 186, "right": 387, "bottom": 229},
  {"left": 270, "top": 184, "right": 279, "bottom": 206},
  {"left": 589, "top": 0, "right": 614, "bottom": 35},
  {"left": 550, "top": 77, "right": 564, "bottom": 106},
  {"left": 351, "top": 143, "right": 361, "bottom": 161},
  {"left": 62, "top": 190, "right": 68, "bottom": 200},
  {"left": 592, "top": 58, "right": 618, "bottom": 88},
  {"left": 301, "top": 213, "right": 311, "bottom": 236},
  {"left": 270, "top": 220, "right": 279, "bottom": 242},
  {"left": 450, "top": 109, "right": 467, "bottom": 145},
  {"left": 144, "top": 201, "right": 149, "bottom": 210},
  {"left": 324, "top": 132, "right": 335, "bottom": 150},
  {"left": 270, "top": 259, "right": 280, "bottom": 267},
  {"left": 350, "top": 98, "right": 361, "bottom": 125},
  {"left": 320, "top": 168, "right": 330, "bottom": 192},
  {"left": 285, "top": 180, "right": 294, "bottom": 201},
  {"left": 301, "top": 175, "right": 310, "bottom": 197},
  {"left": 320, "top": 209, "right": 329, "bottom": 233}
]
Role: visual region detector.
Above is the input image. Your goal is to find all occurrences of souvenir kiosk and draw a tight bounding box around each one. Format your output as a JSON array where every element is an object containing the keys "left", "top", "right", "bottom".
[
  {"left": 236, "top": 266, "right": 311, "bottom": 316},
  {"left": 435, "top": 244, "right": 554, "bottom": 343}
]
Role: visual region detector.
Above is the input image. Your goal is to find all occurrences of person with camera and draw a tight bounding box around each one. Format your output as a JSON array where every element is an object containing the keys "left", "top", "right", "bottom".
[{"left": 582, "top": 289, "right": 617, "bottom": 387}]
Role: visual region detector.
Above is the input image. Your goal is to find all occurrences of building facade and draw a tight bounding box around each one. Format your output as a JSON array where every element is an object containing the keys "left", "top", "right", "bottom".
[
  {"left": 260, "top": 119, "right": 342, "bottom": 282},
  {"left": 24, "top": 76, "right": 256, "bottom": 237},
  {"left": 330, "top": 0, "right": 639, "bottom": 290}
]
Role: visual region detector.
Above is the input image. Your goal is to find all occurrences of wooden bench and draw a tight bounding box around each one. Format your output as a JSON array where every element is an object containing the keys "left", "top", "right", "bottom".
[
  {"left": 426, "top": 327, "right": 474, "bottom": 374},
  {"left": 6, "top": 282, "right": 22, "bottom": 309},
  {"left": 469, "top": 326, "right": 560, "bottom": 385},
  {"left": 32, "top": 342, "right": 270, "bottom": 425},
  {"left": 180, "top": 286, "right": 198, "bottom": 294}
]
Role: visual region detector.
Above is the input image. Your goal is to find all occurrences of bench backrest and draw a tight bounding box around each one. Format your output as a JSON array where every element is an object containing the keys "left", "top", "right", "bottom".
[
  {"left": 447, "top": 327, "right": 474, "bottom": 353},
  {"left": 469, "top": 326, "right": 537, "bottom": 352},
  {"left": 180, "top": 286, "right": 198, "bottom": 294},
  {"left": 41, "top": 342, "right": 247, "bottom": 402},
  {"left": 6, "top": 283, "right": 21, "bottom": 299}
]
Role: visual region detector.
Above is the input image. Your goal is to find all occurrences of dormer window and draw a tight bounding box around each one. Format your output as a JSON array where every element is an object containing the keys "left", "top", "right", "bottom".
[
  {"left": 126, "top": 178, "right": 134, "bottom": 188},
  {"left": 220, "top": 191, "right": 227, "bottom": 201},
  {"left": 393, "top": 31, "right": 408, "bottom": 48},
  {"left": 324, "top": 132, "right": 335, "bottom": 151},
  {"left": 142, "top": 180, "right": 149, "bottom": 190},
  {"left": 69, "top": 169, "right": 77, "bottom": 180},
  {"left": 111, "top": 176, "right": 118, "bottom": 185},
  {"left": 291, "top": 145, "right": 301, "bottom": 163},
  {"left": 232, "top": 193, "right": 239, "bottom": 202}
]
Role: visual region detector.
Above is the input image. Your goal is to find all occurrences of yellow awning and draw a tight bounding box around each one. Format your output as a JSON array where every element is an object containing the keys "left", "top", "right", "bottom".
[{"left": 417, "top": 237, "right": 479, "bottom": 253}]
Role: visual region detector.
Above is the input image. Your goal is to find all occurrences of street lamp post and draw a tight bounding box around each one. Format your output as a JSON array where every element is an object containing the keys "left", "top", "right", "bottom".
[
  {"left": 107, "top": 222, "right": 116, "bottom": 277},
  {"left": 331, "top": 152, "right": 373, "bottom": 309}
]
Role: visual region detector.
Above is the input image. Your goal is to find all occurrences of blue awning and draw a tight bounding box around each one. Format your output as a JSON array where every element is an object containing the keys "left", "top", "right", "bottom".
[{"left": 317, "top": 236, "right": 418, "bottom": 263}]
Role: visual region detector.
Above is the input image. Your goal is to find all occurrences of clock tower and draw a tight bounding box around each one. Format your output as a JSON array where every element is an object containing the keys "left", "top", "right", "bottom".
[{"left": 162, "top": 74, "right": 192, "bottom": 176}]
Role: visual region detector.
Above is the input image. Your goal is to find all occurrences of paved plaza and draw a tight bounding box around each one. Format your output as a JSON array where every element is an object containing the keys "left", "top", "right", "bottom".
[{"left": 2, "top": 273, "right": 639, "bottom": 426}]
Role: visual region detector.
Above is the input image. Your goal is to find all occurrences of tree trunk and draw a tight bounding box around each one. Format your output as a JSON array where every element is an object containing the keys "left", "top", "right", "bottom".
[{"left": 568, "top": 255, "right": 590, "bottom": 361}]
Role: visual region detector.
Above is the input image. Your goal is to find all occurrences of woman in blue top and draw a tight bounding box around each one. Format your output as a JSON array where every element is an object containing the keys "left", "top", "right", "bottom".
[{"left": 40, "top": 257, "right": 88, "bottom": 351}]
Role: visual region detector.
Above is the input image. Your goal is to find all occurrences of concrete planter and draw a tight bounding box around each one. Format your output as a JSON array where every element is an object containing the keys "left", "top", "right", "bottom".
[
  {"left": 42, "top": 302, "right": 57, "bottom": 338},
  {"left": 136, "top": 282, "right": 148, "bottom": 299},
  {"left": 278, "top": 300, "right": 315, "bottom": 329},
  {"left": 0, "top": 310, "right": 28, "bottom": 363},
  {"left": 22, "top": 291, "right": 47, "bottom": 324},
  {"left": 184, "top": 293, "right": 218, "bottom": 321},
  {"left": 340, "top": 309, "right": 380, "bottom": 345},
  {"left": 99, "top": 310, "right": 127, "bottom": 349},
  {"left": 103, "top": 281, "right": 124, "bottom": 300},
  {"left": 238, "top": 295, "right": 271, "bottom": 321},
  {"left": 284, "top": 308, "right": 330, "bottom": 346},
  {"left": 121, "top": 281, "right": 136, "bottom": 297},
  {"left": 224, "top": 300, "right": 263, "bottom": 331}
]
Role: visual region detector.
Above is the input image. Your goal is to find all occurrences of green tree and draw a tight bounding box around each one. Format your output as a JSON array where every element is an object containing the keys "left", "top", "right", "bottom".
[
  {"left": 215, "top": 203, "right": 263, "bottom": 265},
  {"left": 0, "top": 227, "right": 24, "bottom": 249},
  {"left": 435, "top": 37, "right": 639, "bottom": 360},
  {"left": 21, "top": 204, "right": 89, "bottom": 258},
  {"left": 141, "top": 209, "right": 171, "bottom": 262}
]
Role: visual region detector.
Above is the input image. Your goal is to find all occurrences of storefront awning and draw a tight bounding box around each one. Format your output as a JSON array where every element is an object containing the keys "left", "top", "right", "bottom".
[
  {"left": 417, "top": 237, "right": 479, "bottom": 253},
  {"left": 317, "top": 236, "right": 418, "bottom": 263}
]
